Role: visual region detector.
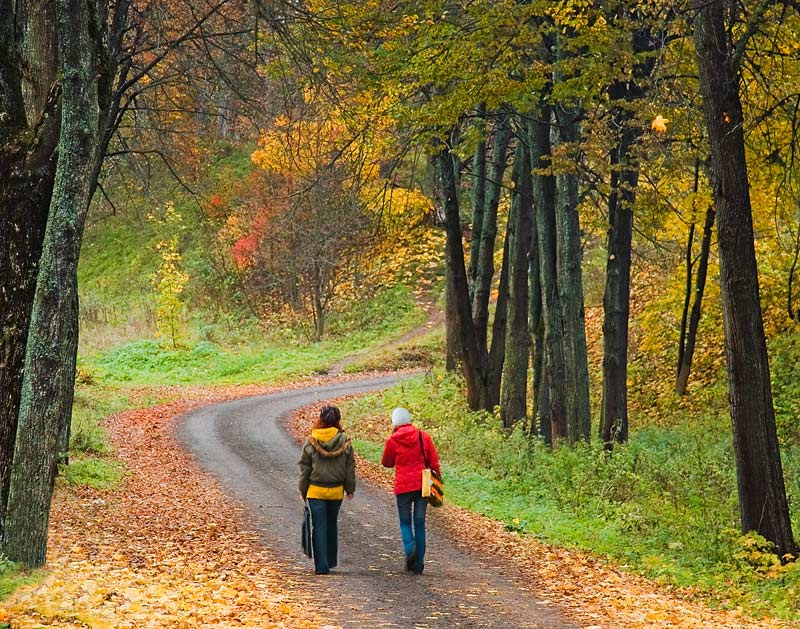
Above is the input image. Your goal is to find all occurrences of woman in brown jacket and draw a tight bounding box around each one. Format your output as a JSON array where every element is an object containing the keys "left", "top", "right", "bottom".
[{"left": 298, "top": 405, "right": 355, "bottom": 574}]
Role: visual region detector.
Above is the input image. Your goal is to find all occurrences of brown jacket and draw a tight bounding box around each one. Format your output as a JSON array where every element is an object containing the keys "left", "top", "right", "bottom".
[{"left": 298, "top": 427, "right": 356, "bottom": 497}]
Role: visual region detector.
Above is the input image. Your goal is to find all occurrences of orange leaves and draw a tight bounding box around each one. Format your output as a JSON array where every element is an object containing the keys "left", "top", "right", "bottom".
[
  {"left": 651, "top": 115, "right": 670, "bottom": 134},
  {"left": 0, "top": 388, "right": 327, "bottom": 629}
]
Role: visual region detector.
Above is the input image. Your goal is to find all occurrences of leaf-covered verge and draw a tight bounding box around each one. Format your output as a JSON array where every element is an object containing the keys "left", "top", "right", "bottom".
[
  {"left": 0, "top": 380, "right": 378, "bottom": 628},
  {"left": 338, "top": 343, "right": 800, "bottom": 623},
  {"left": 287, "top": 403, "right": 796, "bottom": 629}
]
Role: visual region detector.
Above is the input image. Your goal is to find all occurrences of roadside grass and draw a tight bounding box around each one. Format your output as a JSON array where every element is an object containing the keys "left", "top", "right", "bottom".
[
  {"left": 343, "top": 325, "right": 444, "bottom": 373},
  {"left": 0, "top": 555, "right": 41, "bottom": 603},
  {"left": 79, "top": 285, "right": 424, "bottom": 386},
  {"left": 340, "top": 345, "right": 800, "bottom": 621}
]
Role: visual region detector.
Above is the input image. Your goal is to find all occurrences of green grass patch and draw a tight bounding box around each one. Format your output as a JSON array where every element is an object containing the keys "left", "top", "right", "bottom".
[
  {"left": 341, "top": 366, "right": 800, "bottom": 620},
  {"left": 61, "top": 456, "right": 124, "bottom": 491},
  {"left": 0, "top": 554, "right": 42, "bottom": 602},
  {"left": 344, "top": 325, "right": 444, "bottom": 373},
  {"left": 81, "top": 286, "right": 425, "bottom": 386}
]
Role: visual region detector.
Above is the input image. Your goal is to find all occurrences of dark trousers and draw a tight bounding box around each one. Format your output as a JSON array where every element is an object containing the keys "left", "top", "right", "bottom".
[
  {"left": 396, "top": 490, "right": 427, "bottom": 574},
  {"left": 307, "top": 498, "right": 342, "bottom": 574}
]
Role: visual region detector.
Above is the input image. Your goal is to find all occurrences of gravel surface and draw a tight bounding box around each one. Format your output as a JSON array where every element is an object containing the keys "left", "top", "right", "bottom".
[{"left": 177, "top": 376, "right": 576, "bottom": 628}]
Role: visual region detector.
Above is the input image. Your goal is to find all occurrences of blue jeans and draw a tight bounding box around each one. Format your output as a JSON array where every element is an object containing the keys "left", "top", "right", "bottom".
[
  {"left": 307, "top": 498, "right": 342, "bottom": 574},
  {"left": 396, "top": 490, "right": 427, "bottom": 574}
]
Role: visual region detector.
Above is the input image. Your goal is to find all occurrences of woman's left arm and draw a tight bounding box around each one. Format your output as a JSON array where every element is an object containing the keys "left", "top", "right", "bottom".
[
  {"left": 426, "top": 433, "right": 441, "bottom": 476},
  {"left": 344, "top": 442, "right": 356, "bottom": 495}
]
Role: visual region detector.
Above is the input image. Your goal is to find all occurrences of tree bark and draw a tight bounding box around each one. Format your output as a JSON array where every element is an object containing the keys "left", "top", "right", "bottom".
[
  {"left": 468, "top": 105, "right": 487, "bottom": 296},
  {"left": 3, "top": 0, "right": 99, "bottom": 566},
  {"left": 485, "top": 223, "right": 509, "bottom": 411},
  {"left": 472, "top": 109, "right": 511, "bottom": 359},
  {"left": 694, "top": 0, "right": 796, "bottom": 558},
  {"left": 600, "top": 91, "right": 640, "bottom": 446},
  {"left": 0, "top": 162, "right": 55, "bottom": 540},
  {"left": 18, "top": 0, "right": 58, "bottom": 119},
  {"left": 501, "top": 133, "right": 532, "bottom": 429},
  {"left": 530, "top": 104, "right": 567, "bottom": 444},
  {"left": 553, "top": 102, "right": 591, "bottom": 443},
  {"left": 438, "top": 137, "right": 486, "bottom": 410},
  {"left": 527, "top": 120, "right": 544, "bottom": 432},
  {"left": 675, "top": 205, "right": 715, "bottom": 395},
  {"left": 0, "top": 0, "right": 61, "bottom": 542}
]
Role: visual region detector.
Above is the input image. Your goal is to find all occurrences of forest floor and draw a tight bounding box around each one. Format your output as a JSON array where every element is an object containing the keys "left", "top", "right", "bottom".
[{"left": 0, "top": 373, "right": 798, "bottom": 628}]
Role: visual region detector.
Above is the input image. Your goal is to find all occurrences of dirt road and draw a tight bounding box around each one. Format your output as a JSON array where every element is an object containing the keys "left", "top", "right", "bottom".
[{"left": 178, "top": 376, "right": 575, "bottom": 628}]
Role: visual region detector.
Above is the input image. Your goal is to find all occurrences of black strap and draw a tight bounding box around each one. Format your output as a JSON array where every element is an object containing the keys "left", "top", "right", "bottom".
[{"left": 418, "top": 430, "right": 430, "bottom": 468}]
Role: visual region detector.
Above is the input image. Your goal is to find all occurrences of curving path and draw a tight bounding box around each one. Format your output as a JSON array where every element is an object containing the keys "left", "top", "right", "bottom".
[{"left": 178, "top": 376, "right": 576, "bottom": 628}]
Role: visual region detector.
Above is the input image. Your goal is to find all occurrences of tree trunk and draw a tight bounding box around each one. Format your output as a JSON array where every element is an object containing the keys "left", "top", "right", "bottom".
[
  {"left": 530, "top": 104, "right": 567, "bottom": 444},
  {"left": 472, "top": 109, "right": 511, "bottom": 358},
  {"left": 676, "top": 205, "right": 715, "bottom": 395},
  {"left": 528, "top": 121, "right": 544, "bottom": 432},
  {"left": 445, "top": 260, "right": 460, "bottom": 371},
  {"left": 18, "top": 0, "right": 58, "bottom": 119},
  {"left": 485, "top": 224, "right": 509, "bottom": 411},
  {"left": 438, "top": 137, "right": 486, "bottom": 410},
  {"left": 600, "top": 95, "right": 639, "bottom": 446},
  {"left": 468, "top": 105, "right": 487, "bottom": 295},
  {"left": 694, "top": 0, "right": 796, "bottom": 558},
  {"left": 311, "top": 265, "right": 325, "bottom": 341},
  {"left": 3, "top": 0, "right": 99, "bottom": 566},
  {"left": 0, "top": 0, "right": 60, "bottom": 542},
  {"left": 554, "top": 102, "right": 591, "bottom": 443},
  {"left": 501, "top": 133, "right": 532, "bottom": 429},
  {"left": 436, "top": 151, "right": 461, "bottom": 372}
]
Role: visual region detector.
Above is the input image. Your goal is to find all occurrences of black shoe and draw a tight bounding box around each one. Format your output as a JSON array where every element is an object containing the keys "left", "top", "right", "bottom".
[
  {"left": 405, "top": 549, "right": 417, "bottom": 572},
  {"left": 315, "top": 569, "right": 330, "bottom": 575}
]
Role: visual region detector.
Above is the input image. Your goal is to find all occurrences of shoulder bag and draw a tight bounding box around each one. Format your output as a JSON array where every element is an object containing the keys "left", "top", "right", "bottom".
[{"left": 418, "top": 431, "right": 443, "bottom": 507}]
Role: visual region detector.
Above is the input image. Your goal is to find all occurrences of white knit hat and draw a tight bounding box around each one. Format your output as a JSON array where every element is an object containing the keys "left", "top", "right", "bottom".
[{"left": 391, "top": 407, "right": 411, "bottom": 427}]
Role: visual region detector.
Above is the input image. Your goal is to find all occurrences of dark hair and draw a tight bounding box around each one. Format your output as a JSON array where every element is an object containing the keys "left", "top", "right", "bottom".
[{"left": 319, "top": 405, "right": 342, "bottom": 428}]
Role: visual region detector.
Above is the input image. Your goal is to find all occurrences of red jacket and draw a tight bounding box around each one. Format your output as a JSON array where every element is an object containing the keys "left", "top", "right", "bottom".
[{"left": 381, "top": 424, "right": 441, "bottom": 495}]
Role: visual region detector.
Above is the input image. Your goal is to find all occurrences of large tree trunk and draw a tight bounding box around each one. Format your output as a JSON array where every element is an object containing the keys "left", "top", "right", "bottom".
[
  {"left": 471, "top": 109, "right": 511, "bottom": 359},
  {"left": 676, "top": 205, "right": 715, "bottom": 395},
  {"left": 3, "top": 0, "right": 99, "bottom": 566},
  {"left": 438, "top": 137, "right": 486, "bottom": 410},
  {"left": 553, "top": 102, "right": 591, "bottom": 442},
  {"left": 0, "top": 162, "right": 56, "bottom": 540},
  {"left": 694, "top": 0, "right": 796, "bottom": 558},
  {"left": 501, "top": 133, "right": 533, "bottom": 428},
  {"left": 18, "top": 0, "right": 58, "bottom": 118},
  {"left": 0, "top": 0, "right": 61, "bottom": 542},
  {"left": 530, "top": 104, "right": 567, "bottom": 444},
  {"left": 600, "top": 94, "right": 639, "bottom": 446}
]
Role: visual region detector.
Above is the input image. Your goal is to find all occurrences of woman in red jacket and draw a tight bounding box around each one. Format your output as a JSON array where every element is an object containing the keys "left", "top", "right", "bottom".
[{"left": 381, "top": 407, "right": 440, "bottom": 575}]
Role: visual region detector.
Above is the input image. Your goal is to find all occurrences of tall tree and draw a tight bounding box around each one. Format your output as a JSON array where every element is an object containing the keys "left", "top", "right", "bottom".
[
  {"left": 437, "top": 134, "right": 487, "bottom": 410},
  {"left": 600, "top": 19, "right": 660, "bottom": 445},
  {"left": 0, "top": 0, "right": 246, "bottom": 562},
  {"left": 471, "top": 109, "right": 512, "bottom": 366},
  {"left": 675, "top": 199, "right": 715, "bottom": 396},
  {"left": 693, "top": 0, "right": 796, "bottom": 558},
  {"left": 553, "top": 30, "right": 591, "bottom": 442},
  {"left": 501, "top": 128, "right": 533, "bottom": 428},
  {"left": 530, "top": 100, "right": 568, "bottom": 443},
  {"left": 3, "top": 0, "right": 98, "bottom": 565},
  {"left": 0, "top": 0, "right": 61, "bottom": 542}
]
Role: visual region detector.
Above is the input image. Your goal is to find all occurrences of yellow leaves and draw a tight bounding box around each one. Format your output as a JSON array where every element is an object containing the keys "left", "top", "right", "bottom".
[
  {"left": 2, "top": 398, "right": 328, "bottom": 629},
  {"left": 148, "top": 203, "right": 189, "bottom": 347},
  {"left": 651, "top": 115, "right": 669, "bottom": 134}
]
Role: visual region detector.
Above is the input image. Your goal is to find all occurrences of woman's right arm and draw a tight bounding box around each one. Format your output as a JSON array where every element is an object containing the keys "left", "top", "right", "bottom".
[
  {"left": 298, "top": 443, "right": 312, "bottom": 497},
  {"left": 381, "top": 437, "right": 396, "bottom": 468}
]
